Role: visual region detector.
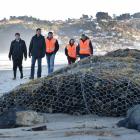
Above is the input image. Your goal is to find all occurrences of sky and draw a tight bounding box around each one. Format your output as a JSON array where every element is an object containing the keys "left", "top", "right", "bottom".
[{"left": 0, "top": 0, "right": 139, "bottom": 20}]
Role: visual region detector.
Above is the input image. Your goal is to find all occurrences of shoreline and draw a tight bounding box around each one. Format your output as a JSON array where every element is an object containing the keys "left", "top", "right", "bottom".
[
  {"left": 0, "top": 113, "right": 139, "bottom": 140},
  {"left": 0, "top": 64, "right": 66, "bottom": 95}
]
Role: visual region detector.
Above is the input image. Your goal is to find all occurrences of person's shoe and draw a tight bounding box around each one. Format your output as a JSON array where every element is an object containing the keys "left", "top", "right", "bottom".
[
  {"left": 13, "top": 71, "right": 16, "bottom": 80},
  {"left": 29, "top": 77, "right": 34, "bottom": 80},
  {"left": 13, "top": 77, "right": 16, "bottom": 80},
  {"left": 20, "top": 73, "right": 23, "bottom": 79}
]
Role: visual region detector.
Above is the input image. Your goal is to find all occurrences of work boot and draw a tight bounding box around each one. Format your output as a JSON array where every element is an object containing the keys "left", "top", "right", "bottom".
[
  {"left": 13, "top": 77, "right": 16, "bottom": 80},
  {"left": 13, "top": 71, "right": 16, "bottom": 80},
  {"left": 20, "top": 72, "right": 23, "bottom": 79},
  {"left": 29, "top": 77, "right": 34, "bottom": 80}
]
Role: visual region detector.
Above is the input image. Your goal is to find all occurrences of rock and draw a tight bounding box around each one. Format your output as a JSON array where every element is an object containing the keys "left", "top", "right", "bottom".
[
  {"left": 0, "top": 109, "right": 47, "bottom": 128},
  {"left": 117, "top": 105, "right": 140, "bottom": 131},
  {"left": 27, "top": 125, "right": 47, "bottom": 131},
  {"left": 0, "top": 107, "right": 24, "bottom": 128},
  {"left": 16, "top": 110, "right": 47, "bottom": 126}
]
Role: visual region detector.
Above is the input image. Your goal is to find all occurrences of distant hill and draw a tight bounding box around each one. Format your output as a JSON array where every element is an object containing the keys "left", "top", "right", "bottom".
[
  {"left": 0, "top": 14, "right": 140, "bottom": 54},
  {"left": 0, "top": 24, "right": 34, "bottom": 53}
]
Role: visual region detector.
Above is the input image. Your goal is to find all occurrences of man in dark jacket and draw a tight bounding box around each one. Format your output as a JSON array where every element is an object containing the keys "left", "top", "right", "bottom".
[
  {"left": 9, "top": 33, "right": 27, "bottom": 80},
  {"left": 45, "top": 32, "right": 59, "bottom": 74},
  {"left": 77, "top": 34, "right": 93, "bottom": 59},
  {"left": 29, "top": 28, "right": 46, "bottom": 79}
]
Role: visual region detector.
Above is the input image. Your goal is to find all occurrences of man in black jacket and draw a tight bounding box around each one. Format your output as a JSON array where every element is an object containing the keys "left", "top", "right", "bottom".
[
  {"left": 9, "top": 33, "right": 27, "bottom": 80},
  {"left": 29, "top": 28, "right": 46, "bottom": 79}
]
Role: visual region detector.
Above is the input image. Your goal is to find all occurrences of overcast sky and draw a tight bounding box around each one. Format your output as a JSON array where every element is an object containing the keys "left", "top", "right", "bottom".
[{"left": 0, "top": 0, "right": 139, "bottom": 20}]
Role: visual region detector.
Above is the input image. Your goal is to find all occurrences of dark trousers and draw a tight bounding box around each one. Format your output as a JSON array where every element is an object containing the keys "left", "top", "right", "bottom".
[
  {"left": 13, "top": 59, "right": 23, "bottom": 78},
  {"left": 30, "top": 57, "right": 42, "bottom": 78},
  {"left": 67, "top": 57, "right": 76, "bottom": 65},
  {"left": 79, "top": 54, "right": 90, "bottom": 60}
]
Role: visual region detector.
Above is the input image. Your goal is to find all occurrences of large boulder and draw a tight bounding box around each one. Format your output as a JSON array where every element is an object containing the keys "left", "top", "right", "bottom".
[
  {"left": 16, "top": 110, "right": 47, "bottom": 126},
  {"left": 117, "top": 105, "right": 140, "bottom": 131}
]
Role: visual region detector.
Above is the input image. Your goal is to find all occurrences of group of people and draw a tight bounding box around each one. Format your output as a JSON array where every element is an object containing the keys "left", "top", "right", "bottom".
[{"left": 9, "top": 28, "right": 93, "bottom": 80}]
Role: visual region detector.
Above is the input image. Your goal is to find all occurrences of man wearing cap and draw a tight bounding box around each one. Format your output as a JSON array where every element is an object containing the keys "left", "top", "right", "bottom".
[
  {"left": 77, "top": 34, "right": 93, "bottom": 59},
  {"left": 9, "top": 33, "right": 27, "bottom": 80}
]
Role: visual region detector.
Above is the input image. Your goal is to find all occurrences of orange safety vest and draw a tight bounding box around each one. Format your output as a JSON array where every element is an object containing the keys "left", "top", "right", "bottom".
[
  {"left": 66, "top": 44, "right": 77, "bottom": 59},
  {"left": 79, "top": 39, "right": 91, "bottom": 55},
  {"left": 45, "top": 38, "right": 56, "bottom": 53}
]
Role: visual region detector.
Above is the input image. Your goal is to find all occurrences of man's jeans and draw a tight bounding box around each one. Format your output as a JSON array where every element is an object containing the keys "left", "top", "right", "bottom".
[
  {"left": 30, "top": 57, "right": 42, "bottom": 78},
  {"left": 79, "top": 54, "right": 90, "bottom": 60},
  {"left": 46, "top": 54, "right": 55, "bottom": 74}
]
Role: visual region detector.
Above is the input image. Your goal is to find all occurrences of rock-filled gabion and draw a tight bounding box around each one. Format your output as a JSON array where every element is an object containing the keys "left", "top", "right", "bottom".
[{"left": 0, "top": 49, "right": 140, "bottom": 116}]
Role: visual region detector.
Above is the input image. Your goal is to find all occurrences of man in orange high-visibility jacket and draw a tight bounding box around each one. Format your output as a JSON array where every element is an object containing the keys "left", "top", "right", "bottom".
[
  {"left": 65, "top": 39, "right": 77, "bottom": 65},
  {"left": 77, "top": 34, "right": 93, "bottom": 60},
  {"left": 45, "top": 32, "right": 59, "bottom": 74}
]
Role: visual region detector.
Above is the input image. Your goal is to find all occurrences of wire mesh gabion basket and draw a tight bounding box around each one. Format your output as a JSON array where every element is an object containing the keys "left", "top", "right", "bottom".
[{"left": 0, "top": 49, "right": 140, "bottom": 117}]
